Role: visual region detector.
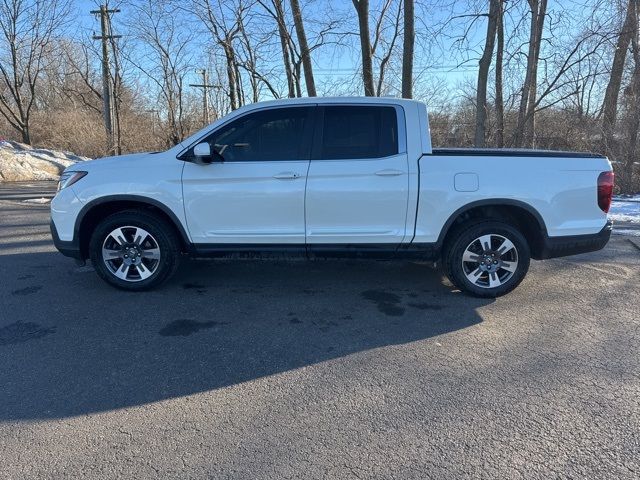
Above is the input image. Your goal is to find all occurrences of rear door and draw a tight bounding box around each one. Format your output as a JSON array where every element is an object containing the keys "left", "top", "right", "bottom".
[
  {"left": 182, "top": 105, "right": 314, "bottom": 245},
  {"left": 305, "top": 104, "right": 409, "bottom": 249}
]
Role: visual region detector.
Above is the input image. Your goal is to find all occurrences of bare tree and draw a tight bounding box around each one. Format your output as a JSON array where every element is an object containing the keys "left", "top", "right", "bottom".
[
  {"left": 512, "top": 12, "right": 615, "bottom": 148},
  {"left": 125, "top": 0, "right": 195, "bottom": 146},
  {"left": 401, "top": 0, "right": 414, "bottom": 98},
  {"left": 602, "top": 0, "right": 638, "bottom": 153},
  {"left": 474, "top": 0, "right": 499, "bottom": 147},
  {"left": 236, "top": 12, "right": 260, "bottom": 103},
  {"left": 289, "top": 0, "right": 316, "bottom": 96},
  {"left": 286, "top": 10, "right": 340, "bottom": 98},
  {"left": 374, "top": 0, "right": 402, "bottom": 96},
  {"left": 258, "top": 0, "right": 296, "bottom": 97},
  {"left": 58, "top": 40, "right": 104, "bottom": 115},
  {"left": 193, "top": 0, "right": 245, "bottom": 110},
  {"left": 274, "top": 0, "right": 296, "bottom": 97},
  {"left": 514, "top": 0, "right": 547, "bottom": 147},
  {"left": 352, "top": 0, "right": 376, "bottom": 96},
  {"left": 352, "top": 0, "right": 402, "bottom": 97},
  {"left": 622, "top": 2, "right": 640, "bottom": 190},
  {"left": 495, "top": 0, "right": 504, "bottom": 147},
  {"left": 0, "top": 0, "right": 70, "bottom": 144},
  {"left": 235, "top": 7, "right": 283, "bottom": 102}
]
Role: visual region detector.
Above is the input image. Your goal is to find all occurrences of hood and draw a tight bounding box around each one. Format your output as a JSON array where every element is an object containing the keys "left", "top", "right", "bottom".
[{"left": 67, "top": 152, "right": 159, "bottom": 172}]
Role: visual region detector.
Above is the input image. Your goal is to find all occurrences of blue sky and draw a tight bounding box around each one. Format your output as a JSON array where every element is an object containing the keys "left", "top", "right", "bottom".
[
  {"left": 68, "top": 0, "right": 611, "bottom": 108},
  {"left": 71, "top": 0, "right": 481, "bottom": 93}
]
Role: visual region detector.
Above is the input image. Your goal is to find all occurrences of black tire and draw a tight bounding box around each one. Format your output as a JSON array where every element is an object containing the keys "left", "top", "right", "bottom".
[
  {"left": 89, "top": 210, "right": 181, "bottom": 291},
  {"left": 443, "top": 220, "right": 530, "bottom": 298}
]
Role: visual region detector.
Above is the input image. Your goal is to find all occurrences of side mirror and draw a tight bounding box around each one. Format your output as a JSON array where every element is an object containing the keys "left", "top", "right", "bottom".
[
  {"left": 193, "top": 142, "right": 224, "bottom": 164},
  {"left": 193, "top": 142, "right": 212, "bottom": 164}
]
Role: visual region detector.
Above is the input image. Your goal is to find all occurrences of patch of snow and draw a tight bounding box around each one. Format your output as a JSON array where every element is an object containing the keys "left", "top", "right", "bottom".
[
  {"left": 0, "top": 140, "right": 89, "bottom": 182},
  {"left": 614, "top": 194, "right": 640, "bottom": 202},
  {"left": 610, "top": 213, "right": 640, "bottom": 223},
  {"left": 609, "top": 199, "right": 640, "bottom": 224},
  {"left": 612, "top": 229, "right": 640, "bottom": 237},
  {"left": 22, "top": 197, "right": 51, "bottom": 204}
]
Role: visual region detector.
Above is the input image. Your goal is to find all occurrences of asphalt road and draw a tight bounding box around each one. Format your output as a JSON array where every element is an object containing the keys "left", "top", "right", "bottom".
[{"left": 1, "top": 182, "right": 639, "bottom": 479}]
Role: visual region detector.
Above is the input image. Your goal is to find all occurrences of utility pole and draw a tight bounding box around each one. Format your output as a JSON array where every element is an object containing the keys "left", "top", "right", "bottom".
[
  {"left": 92, "top": 5, "right": 121, "bottom": 155},
  {"left": 146, "top": 109, "right": 159, "bottom": 138},
  {"left": 190, "top": 70, "right": 219, "bottom": 126}
]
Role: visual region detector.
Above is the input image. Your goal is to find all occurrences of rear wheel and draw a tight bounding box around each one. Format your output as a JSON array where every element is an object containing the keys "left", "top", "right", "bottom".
[
  {"left": 444, "top": 221, "right": 530, "bottom": 297},
  {"left": 89, "top": 211, "right": 180, "bottom": 290}
]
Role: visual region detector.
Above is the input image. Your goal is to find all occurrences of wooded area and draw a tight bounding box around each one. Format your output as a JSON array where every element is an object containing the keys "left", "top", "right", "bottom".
[{"left": 0, "top": 0, "right": 638, "bottom": 192}]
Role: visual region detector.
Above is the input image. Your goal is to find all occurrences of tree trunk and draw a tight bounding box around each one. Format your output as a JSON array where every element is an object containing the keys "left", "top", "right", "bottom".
[
  {"left": 495, "top": 0, "right": 505, "bottom": 147},
  {"left": 401, "top": 0, "right": 414, "bottom": 99},
  {"left": 514, "top": 1, "right": 539, "bottom": 147},
  {"left": 21, "top": 127, "right": 30, "bottom": 145},
  {"left": 223, "top": 42, "right": 238, "bottom": 110},
  {"left": 289, "top": 0, "right": 316, "bottom": 96},
  {"left": 353, "top": 0, "right": 375, "bottom": 96},
  {"left": 524, "top": 0, "right": 547, "bottom": 147},
  {"left": 375, "top": 1, "right": 402, "bottom": 96},
  {"left": 625, "top": 71, "right": 639, "bottom": 192},
  {"left": 234, "top": 57, "right": 244, "bottom": 107},
  {"left": 237, "top": 15, "right": 260, "bottom": 104},
  {"left": 602, "top": 0, "right": 637, "bottom": 155},
  {"left": 624, "top": 16, "right": 640, "bottom": 192},
  {"left": 273, "top": 0, "right": 296, "bottom": 98},
  {"left": 514, "top": 0, "right": 547, "bottom": 147},
  {"left": 474, "top": 0, "right": 499, "bottom": 147},
  {"left": 293, "top": 61, "right": 303, "bottom": 97}
]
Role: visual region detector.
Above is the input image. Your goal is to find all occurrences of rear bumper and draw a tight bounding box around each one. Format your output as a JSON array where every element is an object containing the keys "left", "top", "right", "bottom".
[
  {"left": 50, "top": 220, "right": 82, "bottom": 260},
  {"left": 537, "top": 221, "right": 612, "bottom": 259}
]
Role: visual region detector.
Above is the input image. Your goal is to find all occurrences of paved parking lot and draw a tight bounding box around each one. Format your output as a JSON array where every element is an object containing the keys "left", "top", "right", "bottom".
[{"left": 1, "top": 182, "right": 639, "bottom": 479}]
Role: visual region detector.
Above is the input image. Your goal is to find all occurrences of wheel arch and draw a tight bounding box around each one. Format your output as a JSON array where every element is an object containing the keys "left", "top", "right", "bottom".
[
  {"left": 75, "top": 195, "right": 192, "bottom": 259},
  {"left": 437, "top": 199, "right": 548, "bottom": 259}
]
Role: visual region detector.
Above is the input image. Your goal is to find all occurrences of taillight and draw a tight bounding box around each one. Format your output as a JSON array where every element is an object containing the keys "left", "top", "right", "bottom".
[{"left": 597, "top": 171, "right": 614, "bottom": 213}]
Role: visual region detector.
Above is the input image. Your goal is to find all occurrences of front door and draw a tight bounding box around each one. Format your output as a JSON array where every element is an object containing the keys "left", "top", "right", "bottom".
[{"left": 182, "top": 106, "right": 314, "bottom": 244}]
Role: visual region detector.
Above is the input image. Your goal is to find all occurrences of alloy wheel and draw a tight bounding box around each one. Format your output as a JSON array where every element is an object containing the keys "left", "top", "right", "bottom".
[
  {"left": 461, "top": 233, "right": 519, "bottom": 289},
  {"left": 101, "top": 226, "right": 161, "bottom": 282}
]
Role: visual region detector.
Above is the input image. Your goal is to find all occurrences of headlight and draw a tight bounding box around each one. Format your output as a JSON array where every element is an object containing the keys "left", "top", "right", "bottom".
[{"left": 57, "top": 171, "right": 87, "bottom": 191}]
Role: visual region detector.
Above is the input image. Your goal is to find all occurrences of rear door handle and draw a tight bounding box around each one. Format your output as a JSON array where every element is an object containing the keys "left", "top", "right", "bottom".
[
  {"left": 375, "top": 169, "right": 404, "bottom": 176},
  {"left": 273, "top": 172, "right": 301, "bottom": 180}
]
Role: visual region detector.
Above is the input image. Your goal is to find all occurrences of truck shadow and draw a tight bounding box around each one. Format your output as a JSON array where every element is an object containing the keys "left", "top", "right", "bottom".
[{"left": 0, "top": 252, "right": 492, "bottom": 421}]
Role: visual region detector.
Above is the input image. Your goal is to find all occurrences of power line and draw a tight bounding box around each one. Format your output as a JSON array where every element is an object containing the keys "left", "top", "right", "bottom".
[{"left": 312, "top": 64, "right": 480, "bottom": 72}]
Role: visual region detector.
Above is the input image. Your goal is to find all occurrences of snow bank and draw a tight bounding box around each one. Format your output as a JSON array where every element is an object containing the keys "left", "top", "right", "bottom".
[
  {"left": 609, "top": 196, "right": 640, "bottom": 224},
  {"left": 22, "top": 197, "right": 52, "bottom": 204},
  {"left": 0, "top": 140, "right": 89, "bottom": 182},
  {"left": 613, "top": 229, "right": 640, "bottom": 237}
]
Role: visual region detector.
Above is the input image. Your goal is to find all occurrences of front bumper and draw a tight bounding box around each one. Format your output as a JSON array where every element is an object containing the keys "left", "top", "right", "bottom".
[
  {"left": 537, "top": 221, "right": 612, "bottom": 259},
  {"left": 50, "top": 220, "right": 82, "bottom": 260}
]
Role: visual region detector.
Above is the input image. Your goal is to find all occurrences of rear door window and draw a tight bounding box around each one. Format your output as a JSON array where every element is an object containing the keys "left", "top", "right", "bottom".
[{"left": 319, "top": 106, "right": 398, "bottom": 160}]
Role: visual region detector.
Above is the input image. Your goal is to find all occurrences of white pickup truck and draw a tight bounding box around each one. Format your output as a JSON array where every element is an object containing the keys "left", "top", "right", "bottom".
[{"left": 51, "top": 97, "right": 614, "bottom": 297}]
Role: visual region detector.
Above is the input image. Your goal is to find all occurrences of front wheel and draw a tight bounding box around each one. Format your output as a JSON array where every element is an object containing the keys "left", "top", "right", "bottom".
[
  {"left": 444, "top": 221, "right": 530, "bottom": 297},
  {"left": 89, "top": 210, "right": 181, "bottom": 291}
]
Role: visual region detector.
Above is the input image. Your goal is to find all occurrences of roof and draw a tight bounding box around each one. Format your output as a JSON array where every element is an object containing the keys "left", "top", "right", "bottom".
[
  {"left": 235, "top": 96, "right": 423, "bottom": 109},
  {"left": 175, "top": 96, "right": 426, "bottom": 153}
]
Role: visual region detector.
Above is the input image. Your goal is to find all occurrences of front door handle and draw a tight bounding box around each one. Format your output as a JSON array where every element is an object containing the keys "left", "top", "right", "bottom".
[
  {"left": 375, "top": 169, "right": 404, "bottom": 176},
  {"left": 273, "top": 172, "right": 301, "bottom": 180}
]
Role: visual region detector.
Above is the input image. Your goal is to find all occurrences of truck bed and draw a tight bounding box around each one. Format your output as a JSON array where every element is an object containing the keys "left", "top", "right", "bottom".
[{"left": 431, "top": 148, "right": 605, "bottom": 159}]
